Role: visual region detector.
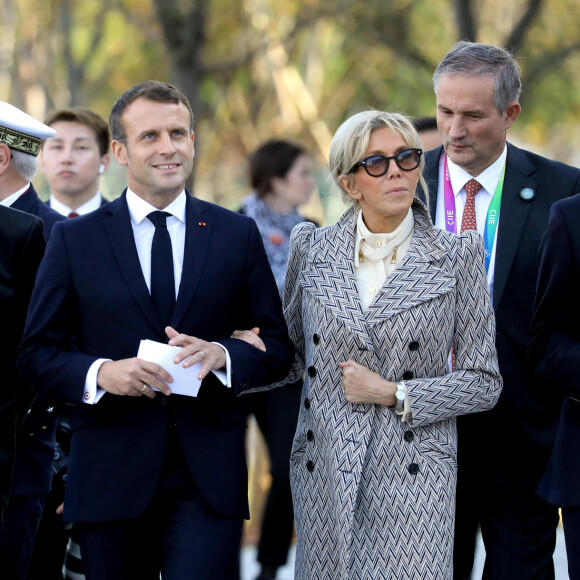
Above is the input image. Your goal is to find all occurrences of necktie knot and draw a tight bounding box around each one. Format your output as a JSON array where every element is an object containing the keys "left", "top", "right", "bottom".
[
  {"left": 465, "top": 179, "right": 482, "bottom": 198},
  {"left": 68, "top": 211, "right": 79, "bottom": 218},
  {"left": 147, "top": 211, "right": 170, "bottom": 229}
]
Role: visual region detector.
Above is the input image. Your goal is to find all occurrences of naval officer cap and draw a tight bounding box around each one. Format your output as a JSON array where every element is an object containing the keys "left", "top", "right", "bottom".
[{"left": 0, "top": 101, "right": 56, "bottom": 157}]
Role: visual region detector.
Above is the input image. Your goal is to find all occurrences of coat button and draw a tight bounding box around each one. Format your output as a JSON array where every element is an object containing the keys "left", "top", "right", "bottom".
[
  {"left": 404, "top": 431, "right": 414, "bottom": 443},
  {"left": 308, "top": 366, "right": 317, "bottom": 378},
  {"left": 403, "top": 371, "right": 414, "bottom": 380},
  {"left": 306, "top": 460, "right": 314, "bottom": 472},
  {"left": 307, "top": 430, "right": 314, "bottom": 442},
  {"left": 304, "top": 398, "right": 311, "bottom": 410},
  {"left": 408, "top": 463, "right": 419, "bottom": 475},
  {"left": 160, "top": 397, "right": 168, "bottom": 407},
  {"left": 409, "top": 341, "right": 419, "bottom": 351},
  {"left": 313, "top": 334, "right": 320, "bottom": 345}
]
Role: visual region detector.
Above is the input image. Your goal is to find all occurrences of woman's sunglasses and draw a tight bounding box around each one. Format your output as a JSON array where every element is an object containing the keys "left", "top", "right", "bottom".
[{"left": 348, "top": 148, "right": 423, "bottom": 177}]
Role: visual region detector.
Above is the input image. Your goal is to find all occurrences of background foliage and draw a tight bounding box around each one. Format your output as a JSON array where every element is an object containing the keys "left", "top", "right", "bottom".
[{"left": 2, "top": 0, "right": 580, "bottom": 223}]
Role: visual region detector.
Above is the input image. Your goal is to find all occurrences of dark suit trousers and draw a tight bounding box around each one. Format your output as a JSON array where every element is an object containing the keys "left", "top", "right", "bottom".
[
  {"left": 77, "top": 426, "right": 243, "bottom": 580},
  {"left": 241, "top": 379, "right": 302, "bottom": 570},
  {"left": 0, "top": 492, "right": 47, "bottom": 579},
  {"left": 453, "top": 462, "right": 559, "bottom": 580}
]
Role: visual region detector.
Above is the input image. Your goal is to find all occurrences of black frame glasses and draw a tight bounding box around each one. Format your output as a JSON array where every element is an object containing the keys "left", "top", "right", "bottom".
[{"left": 348, "top": 148, "right": 423, "bottom": 177}]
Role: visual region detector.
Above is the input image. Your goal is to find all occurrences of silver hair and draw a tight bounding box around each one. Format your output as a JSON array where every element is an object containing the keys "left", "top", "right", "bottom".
[
  {"left": 433, "top": 41, "right": 521, "bottom": 113},
  {"left": 10, "top": 148, "right": 39, "bottom": 182},
  {"left": 329, "top": 110, "right": 427, "bottom": 207}
]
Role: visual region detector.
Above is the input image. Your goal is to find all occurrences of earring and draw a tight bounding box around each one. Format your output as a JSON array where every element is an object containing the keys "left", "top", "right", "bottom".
[{"left": 98, "top": 164, "right": 105, "bottom": 174}]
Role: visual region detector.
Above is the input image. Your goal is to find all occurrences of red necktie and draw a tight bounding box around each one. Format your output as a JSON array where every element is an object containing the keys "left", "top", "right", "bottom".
[
  {"left": 68, "top": 211, "right": 79, "bottom": 218},
  {"left": 460, "top": 179, "right": 482, "bottom": 233}
]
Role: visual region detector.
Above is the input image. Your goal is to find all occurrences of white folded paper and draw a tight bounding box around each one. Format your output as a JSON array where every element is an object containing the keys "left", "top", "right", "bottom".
[{"left": 137, "top": 339, "right": 227, "bottom": 397}]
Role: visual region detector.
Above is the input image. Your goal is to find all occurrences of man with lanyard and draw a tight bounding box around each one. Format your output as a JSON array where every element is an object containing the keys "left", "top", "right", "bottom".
[{"left": 421, "top": 41, "right": 580, "bottom": 579}]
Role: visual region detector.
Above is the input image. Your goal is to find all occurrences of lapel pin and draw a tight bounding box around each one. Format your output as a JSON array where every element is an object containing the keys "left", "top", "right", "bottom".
[
  {"left": 198, "top": 221, "right": 206, "bottom": 226},
  {"left": 519, "top": 187, "right": 535, "bottom": 201}
]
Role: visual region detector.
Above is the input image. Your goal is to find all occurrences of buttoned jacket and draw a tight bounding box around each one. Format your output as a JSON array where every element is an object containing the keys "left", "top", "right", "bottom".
[
  {"left": 282, "top": 200, "right": 502, "bottom": 579},
  {"left": 18, "top": 191, "right": 294, "bottom": 522}
]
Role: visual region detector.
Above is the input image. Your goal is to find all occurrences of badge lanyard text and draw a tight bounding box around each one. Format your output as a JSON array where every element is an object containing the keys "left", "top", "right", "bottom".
[{"left": 443, "top": 154, "right": 505, "bottom": 273}]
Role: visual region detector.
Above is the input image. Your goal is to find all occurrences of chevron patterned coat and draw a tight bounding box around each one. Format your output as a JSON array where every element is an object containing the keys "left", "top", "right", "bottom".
[{"left": 282, "top": 200, "right": 502, "bottom": 579}]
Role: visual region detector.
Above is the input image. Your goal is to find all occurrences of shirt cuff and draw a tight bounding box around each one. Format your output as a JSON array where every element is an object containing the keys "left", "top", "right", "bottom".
[
  {"left": 83, "top": 359, "right": 111, "bottom": 405},
  {"left": 211, "top": 342, "right": 231, "bottom": 388},
  {"left": 395, "top": 382, "right": 413, "bottom": 423}
]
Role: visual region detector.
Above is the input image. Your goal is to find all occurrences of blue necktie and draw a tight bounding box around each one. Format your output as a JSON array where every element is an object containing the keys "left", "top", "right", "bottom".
[{"left": 147, "top": 211, "right": 175, "bottom": 330}]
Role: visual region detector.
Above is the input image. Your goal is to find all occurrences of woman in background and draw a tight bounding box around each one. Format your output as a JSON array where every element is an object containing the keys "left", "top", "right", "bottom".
[{"left": 239, "top": 139, "right": 316, "bottom": 580}]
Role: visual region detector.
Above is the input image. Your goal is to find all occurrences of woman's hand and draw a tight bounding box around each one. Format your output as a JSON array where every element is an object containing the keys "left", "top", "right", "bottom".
[
  {"left": 230, "top": 327, "right": 266, "bottom": 352},
  {"left": 339, "top": 360, "right": 396, "bottom": 406}
]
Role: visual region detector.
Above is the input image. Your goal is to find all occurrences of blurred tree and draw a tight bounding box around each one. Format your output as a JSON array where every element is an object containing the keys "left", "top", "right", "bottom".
[{"left": 2, "top": 0, "right": 579, "bottom": 215}]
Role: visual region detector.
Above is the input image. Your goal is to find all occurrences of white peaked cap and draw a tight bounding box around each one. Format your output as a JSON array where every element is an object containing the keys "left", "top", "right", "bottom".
[{"left": 0, "top": 101, "right": 57, "bottom": 156}]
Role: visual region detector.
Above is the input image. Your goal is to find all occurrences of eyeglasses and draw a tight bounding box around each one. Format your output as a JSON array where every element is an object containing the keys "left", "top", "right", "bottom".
[{"left": 348, "top": 148, "right": 423, "bottom": 177}]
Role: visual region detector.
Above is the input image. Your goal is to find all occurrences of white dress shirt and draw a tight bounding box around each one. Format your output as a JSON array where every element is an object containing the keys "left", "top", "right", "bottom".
[
  {"left": 83, "top": 189, "right": 230, "bottom": 404},
  {"left": 434, "top": 146, "right": 507, "bottom": 303},
  {"left": 353, "top": 208, "right": 414, "bottom": 421},
  {"left": 50, "top": 191, "right": 104, "bottom": 216},
  {"left": 1, "top": 184, "right": 30, "bottom": 207}
]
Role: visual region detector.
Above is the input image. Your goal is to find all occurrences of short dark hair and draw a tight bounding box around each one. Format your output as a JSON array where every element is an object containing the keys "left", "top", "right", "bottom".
[
  {"left": 412, "top": 117, "right": 438, "bottom": 133},
  {"left": 109, "top": 81, "right": 194, "bottom": 144},
  {"left": 43, "top": 107, "right": 110, "bottom": 156},
  {"left": 249, "top": 140, "right": 307, "bottom": 198},
  {"left": 433, "top": 41, "right": 521, "bottom": 113}
]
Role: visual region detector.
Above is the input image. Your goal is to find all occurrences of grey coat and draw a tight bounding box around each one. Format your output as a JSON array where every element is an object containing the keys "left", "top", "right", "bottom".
[{"left": 282, "top": 200, "right": 502, "bottom": 579}]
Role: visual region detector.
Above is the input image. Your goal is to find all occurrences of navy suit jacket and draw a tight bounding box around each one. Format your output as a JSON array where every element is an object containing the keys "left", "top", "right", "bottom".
[
  {"left": 9, "top": 185, "right": 65, "bottom": 495},
  {"left": 0, "top": 206, "right": 45, "bottom": 506},
  {"left": 12, "top": 184, "right": 66, "bottom": 241},
  {"left": 18, "top": 191, "right": 294, "bottom": 522},
  {"left": 529, "top": 194, "right": 580, "bottom": 508},
  {"left": 421, "top": 143, "right": 580, "bottom": 490}
]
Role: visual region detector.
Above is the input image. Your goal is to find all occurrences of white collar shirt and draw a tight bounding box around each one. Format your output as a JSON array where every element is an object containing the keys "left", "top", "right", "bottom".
[
  {"left": 50, "top": 191, "right": 104, "bottom": 216},
  {"left": 1, "top": 183, "right": 30, "bottom": 207},
  {"left": 434, "top": 145, "right": 507, "bottom": 302},
  {"left": 126, "top": 187, "right": 186, "bottom": 299}
]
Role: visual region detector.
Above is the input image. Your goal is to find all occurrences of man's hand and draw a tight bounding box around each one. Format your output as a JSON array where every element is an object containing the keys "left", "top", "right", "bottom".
[
  {"left": 230, "top": 327, "right": 266, "bottom": 351},
  {"left": 166, "top": 326, "right": 227, "bottom": 381},
  {"left": 338, "top": 360, "right": 396, "bottom": 406},
  {"left": 97, "top": 358, "right": 173, "bottom": 398}
]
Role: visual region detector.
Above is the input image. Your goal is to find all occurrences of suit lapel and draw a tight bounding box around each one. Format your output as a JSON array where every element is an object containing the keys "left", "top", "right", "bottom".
[
  {"left": 171, "top": 193, "right": 209, "bottom": 330},
  {"left": 104, "top": 193, "right": 160, "bottom": 329},
  {"left": 421, "top": 146, "right": 443, "bottom": 223},
  {"left": 302, "top": 208, "right": 374, "bottom": 350},
  {"left": 492, "top": 143, "right": 537, "bottom": 310}
]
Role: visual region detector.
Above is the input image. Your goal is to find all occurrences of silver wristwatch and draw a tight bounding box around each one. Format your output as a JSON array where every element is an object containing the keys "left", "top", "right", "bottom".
[{"left": 395, "top": 381, "right": 406, "bottom": 411}]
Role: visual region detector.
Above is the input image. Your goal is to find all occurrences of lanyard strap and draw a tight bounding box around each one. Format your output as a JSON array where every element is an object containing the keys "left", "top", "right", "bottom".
[{"left": 443, "top": 153, "right": 505, "bottom": 273}]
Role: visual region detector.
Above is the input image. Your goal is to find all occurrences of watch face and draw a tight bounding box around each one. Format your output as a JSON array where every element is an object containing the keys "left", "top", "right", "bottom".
[{"left": 395, "top": 389, "right": 406, "bottom": 401}]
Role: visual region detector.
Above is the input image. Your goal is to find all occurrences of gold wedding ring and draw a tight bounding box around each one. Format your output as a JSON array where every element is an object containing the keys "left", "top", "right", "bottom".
[{"left": 140, "top": 384, "right": 148, "bottom": 394}]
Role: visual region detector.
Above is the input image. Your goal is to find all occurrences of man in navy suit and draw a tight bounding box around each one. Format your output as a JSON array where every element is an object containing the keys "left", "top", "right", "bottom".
[
  {"left": 419, "top": 42, "right": 580, "bottom": 579},
  {"left": 0, "top": 102, "right": 68, "bottom": 579},
  {"left": 529, "top": 193, "right": 580, "bottom": 580},
  {"left": 0, "top": 206, "right": 45, "bottom": 538},
  {"left": 18, "top": 81, "right": 294, "bottom": 580},
  {"left": 41, "top": 107, "right": 111, "bottom": 217}
]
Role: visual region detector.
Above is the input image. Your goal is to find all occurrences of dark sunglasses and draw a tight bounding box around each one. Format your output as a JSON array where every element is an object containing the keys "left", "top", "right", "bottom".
[{"left": 348, "top": 148, "right": 423, "bottom": 177}]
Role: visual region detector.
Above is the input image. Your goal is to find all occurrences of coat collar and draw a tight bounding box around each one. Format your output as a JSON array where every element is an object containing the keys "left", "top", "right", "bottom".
[{"left": 303, "top": 200, "right": 453, "bottom": 347}]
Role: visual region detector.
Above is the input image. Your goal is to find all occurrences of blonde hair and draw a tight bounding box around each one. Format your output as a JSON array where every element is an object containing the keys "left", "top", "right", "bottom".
[{"left": 329, "top": 110, "right": 427, "bottom": 207}]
